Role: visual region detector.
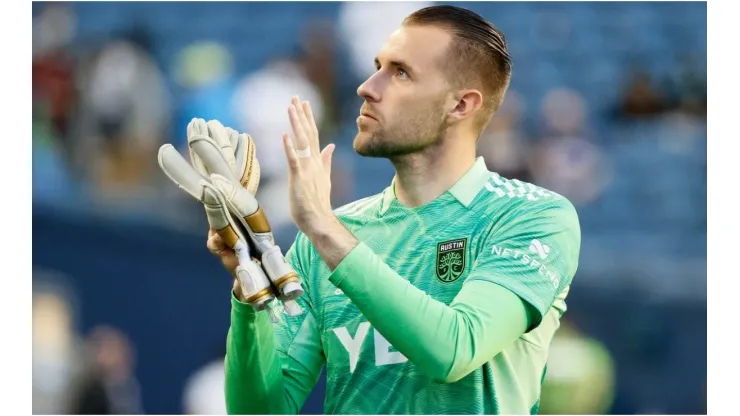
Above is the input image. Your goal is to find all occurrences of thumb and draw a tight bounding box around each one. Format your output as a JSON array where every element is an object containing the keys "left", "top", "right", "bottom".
[{"left": 320, "top": 144, "right": 336, "bottom": 176}]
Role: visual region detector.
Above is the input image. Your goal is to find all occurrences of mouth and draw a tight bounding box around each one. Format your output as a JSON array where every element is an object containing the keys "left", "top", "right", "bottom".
[{"left": 360, "top": 112, "right": 378, "bottom": 121}]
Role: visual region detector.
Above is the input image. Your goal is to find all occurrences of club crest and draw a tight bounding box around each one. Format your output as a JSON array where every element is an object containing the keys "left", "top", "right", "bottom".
[{"left": 436, "top": 238, "right": 467, "bottom": 283}]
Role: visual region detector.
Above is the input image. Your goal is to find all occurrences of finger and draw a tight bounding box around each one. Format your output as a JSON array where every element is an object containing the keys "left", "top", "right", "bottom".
[
  {"left": 292, "top": 96, "right": 311, "bottom": 129},
  {"left": 288, "top": 105, "right": 310, "bottom": 154},
  {"left": 207, "top": 232, "right": 225, "bottom": 254},
  {"left": 302, "top": 101, "right": 320, "bottom": 156},
  {"left": 320, "top": 143, "right": 335, "bottom": 177},
  {"left": 282, "top": 132, "right": 300, "bottom": 171},
  {"left": 225, "top": 127, "right": 240, "bottom": 150}
]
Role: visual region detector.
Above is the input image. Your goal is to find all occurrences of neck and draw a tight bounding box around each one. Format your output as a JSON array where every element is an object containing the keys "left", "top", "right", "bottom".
[{"left": 390, "top": 134, "right": 477, "bottom": 208}]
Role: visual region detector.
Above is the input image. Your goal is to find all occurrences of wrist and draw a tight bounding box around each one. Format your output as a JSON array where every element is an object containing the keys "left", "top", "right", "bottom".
[
  {"left": 304, "top": 214, "right": 343, "bottom": 242},
  {"left": 304, "top": 215, "right": 359, "bottom": 271}
]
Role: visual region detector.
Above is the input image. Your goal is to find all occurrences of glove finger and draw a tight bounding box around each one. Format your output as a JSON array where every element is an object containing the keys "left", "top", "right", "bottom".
[
  {"left": 207, "top": 120, "right": 237, "bottom": 173},
  {"left": 158, "top": 144, "right": 208, "bottom": 201},
  {"left": 187, "top": 118, "right": 210, "bottom": 178},
  {"left": 226, "top": 127, "right": 240, "bottom": 153},
  {"left": 209, "top": 173, "right": 260, "bottom": 218},
  {"left": 190, "top": 135, "right": 234, "bottom": 180}
]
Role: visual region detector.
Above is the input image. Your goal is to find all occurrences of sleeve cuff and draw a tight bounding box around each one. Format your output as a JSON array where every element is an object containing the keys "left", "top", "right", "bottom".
[
  {"left": 328, "top": 241, "right": 374, "bottom": 288},
  {"left": 231, "top": 290, "right": 258, "bottom": 321}
]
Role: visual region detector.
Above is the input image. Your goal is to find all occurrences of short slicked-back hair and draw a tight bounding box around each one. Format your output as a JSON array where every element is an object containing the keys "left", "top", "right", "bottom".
[{"left": 403, "top": 5, "right": 512, "bottom": 132}]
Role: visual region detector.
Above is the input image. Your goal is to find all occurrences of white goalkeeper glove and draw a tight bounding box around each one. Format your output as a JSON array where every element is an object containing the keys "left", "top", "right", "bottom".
[{"left": 158, "top": 119, "right": 304, "bottom": 320}]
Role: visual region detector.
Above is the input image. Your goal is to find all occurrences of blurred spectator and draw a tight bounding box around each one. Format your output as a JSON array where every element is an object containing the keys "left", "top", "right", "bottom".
[
  {"left": 67, "top": 326, "right": 143, "bottom": 414},
  {"left": 476, "top": 91, "right": 533, "bottom": 182},
  {"left": 33, "top": 274, "right": 84, "bottom": 414},
  {"left": 539, "top": 320, "right": 616, "bottom": 414},
  {"left": 615, "top": 70, "right": 667, "bottom": 120},
  {"left": 73, "top": 25, "right": 171, "bottom": 205},
  {"left": 32, "top": 3, "right": 78, "bottom": 161},
  {"left": 529, "top": 88, "right": 611, "bottom": 205}
]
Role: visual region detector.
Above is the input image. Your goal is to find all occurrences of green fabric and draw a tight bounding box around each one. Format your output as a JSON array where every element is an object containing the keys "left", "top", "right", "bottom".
[{"left": 224, "top": 157, "right": 581, "bottom": 414}]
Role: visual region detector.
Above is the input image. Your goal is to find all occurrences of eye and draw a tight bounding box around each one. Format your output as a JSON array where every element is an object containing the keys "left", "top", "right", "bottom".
[{"left": 396, "top": 68, "right": 409, "bottom": 79}]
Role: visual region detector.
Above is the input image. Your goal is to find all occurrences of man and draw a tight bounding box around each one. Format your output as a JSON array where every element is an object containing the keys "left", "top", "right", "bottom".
[{"left": 212, "top": 5, "right": 581, "bottom": 414}]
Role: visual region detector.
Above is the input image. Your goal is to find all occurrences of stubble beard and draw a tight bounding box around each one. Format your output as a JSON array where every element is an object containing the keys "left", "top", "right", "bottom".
[{"left": 353, "top": 104, "right": 448, "bottom": 159}]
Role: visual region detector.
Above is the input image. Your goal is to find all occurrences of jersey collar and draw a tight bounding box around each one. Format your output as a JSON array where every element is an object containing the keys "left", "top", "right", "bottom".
[
  {"left": 447, "top": 156, "right": 492, "bottom": 206},
  {"left": 379, "top": 156, "right": 491, "bottom": 215}
]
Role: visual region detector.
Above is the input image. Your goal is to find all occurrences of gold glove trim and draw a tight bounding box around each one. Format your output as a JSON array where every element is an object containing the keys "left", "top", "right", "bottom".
[
  {"left": 273, "top": 272, "right": 299, "bottom": 288},
  {"left": 245, "top": 207, "right": 271, "bottom": 233},
  {"left": 217, "top": 225, "right": 239, "bottom": 248},
  {"left": 244, "top": 287, "right": 273, "bottom": 304}
]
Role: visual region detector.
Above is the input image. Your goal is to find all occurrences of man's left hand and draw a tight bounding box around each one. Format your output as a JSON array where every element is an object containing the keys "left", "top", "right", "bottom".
[{"left": 282, "top": 96, "right": 337, "bottom": 238}]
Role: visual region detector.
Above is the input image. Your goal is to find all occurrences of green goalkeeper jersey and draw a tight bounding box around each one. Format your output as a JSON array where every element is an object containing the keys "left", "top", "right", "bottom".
[{"left": 225, "top": 156, "right": 581, "bottom": 414}]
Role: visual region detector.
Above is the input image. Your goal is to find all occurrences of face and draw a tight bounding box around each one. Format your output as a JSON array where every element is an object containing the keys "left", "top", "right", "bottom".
[{"left": 354, "top": 25, "right": 456, "bottom": 158}]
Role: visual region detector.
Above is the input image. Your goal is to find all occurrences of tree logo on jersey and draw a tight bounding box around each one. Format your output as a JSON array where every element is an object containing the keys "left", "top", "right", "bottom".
[{"left": 436, "top": 238, "right": 467, "bottom": 283}]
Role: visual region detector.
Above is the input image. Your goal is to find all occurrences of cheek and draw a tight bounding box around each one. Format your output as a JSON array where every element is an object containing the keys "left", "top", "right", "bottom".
[
  {"left": 383, "top": 86, "right": 447, "bottom": 128},
  {"left": 404, "top": 96, "right": 446, "bottom": 124}
]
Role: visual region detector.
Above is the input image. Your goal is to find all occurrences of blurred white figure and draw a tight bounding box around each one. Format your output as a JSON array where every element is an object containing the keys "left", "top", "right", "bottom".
[
  {"left": 32, "top": 3, "right": 76, "bottom": 58},
  {"left": 183, "top": 359, "right": 227, "bottom": 415},
  {"left": 232, "top": 59, "right": 325, "bottom": 229},
  {"left": 541, "top": 87, "right": 587, "bottom": 138},
  {"left": 86, "top": 39, "right": 171, "bottom": 155},
  {"left": 76, "top": 31, "right": 171, "bottom": 207},
  {"left": 529, "top": 87, "right": 611, "bottom": 205},
  {"left": 338, "top": 1, "right": 432, "bottom": 80}
]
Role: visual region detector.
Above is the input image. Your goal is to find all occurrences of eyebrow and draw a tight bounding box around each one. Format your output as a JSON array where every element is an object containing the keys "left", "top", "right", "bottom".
[{"left": 374, "top": 57, "right": 417, "bottom": 75}]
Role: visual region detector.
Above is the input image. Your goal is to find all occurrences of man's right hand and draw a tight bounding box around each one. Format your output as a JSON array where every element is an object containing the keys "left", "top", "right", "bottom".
[
  {"left": 159, "top": 119, "right": 303, "bottom": 316},
  {"left": 207, "top": 228, "right": 244, "bottom": 300}
]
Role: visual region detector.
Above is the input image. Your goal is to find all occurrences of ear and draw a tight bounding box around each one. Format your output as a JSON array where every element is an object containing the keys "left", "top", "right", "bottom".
[{"left": 446, "top": 89, "right": 484, "bottom": 123}]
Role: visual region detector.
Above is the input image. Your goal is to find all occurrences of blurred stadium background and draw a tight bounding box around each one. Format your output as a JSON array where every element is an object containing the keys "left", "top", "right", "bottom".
[{"left": 32, "top": 1, "right": 707, "bottom": 414}]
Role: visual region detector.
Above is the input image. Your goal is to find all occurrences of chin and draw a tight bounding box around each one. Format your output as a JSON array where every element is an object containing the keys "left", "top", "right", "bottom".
[
  {"left": 353, "top": 133, "right": 383, "bottom": 157},
  {"left": 352, "top": 133, "right": 370, "bottom": 155}
]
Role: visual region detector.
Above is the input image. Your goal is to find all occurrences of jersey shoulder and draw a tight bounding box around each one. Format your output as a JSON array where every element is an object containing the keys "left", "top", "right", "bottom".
[
  {"left": 333, "top": 192, "right": 384, "bottom": 225},
  {"left": 470, "top": 173, "right": 579, "bottom": 223}
]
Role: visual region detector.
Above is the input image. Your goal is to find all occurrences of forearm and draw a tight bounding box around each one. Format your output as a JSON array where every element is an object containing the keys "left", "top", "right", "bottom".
[
  {"left": 325, "top": 242, "right": 528, "bottom": 383},
  {"left": 305, "top": 216, "right": 359, "bottom": 271},
  {"left": 225, "top": 295, "right": 294, "bottom": 415}
]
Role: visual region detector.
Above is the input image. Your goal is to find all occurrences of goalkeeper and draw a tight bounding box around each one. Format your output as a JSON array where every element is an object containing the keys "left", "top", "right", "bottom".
[{"left": 209, "top": 5, "right": 579, "bottom": 415}]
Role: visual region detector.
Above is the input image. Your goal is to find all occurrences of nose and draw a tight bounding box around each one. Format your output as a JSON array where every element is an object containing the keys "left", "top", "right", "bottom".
[{"left": 357, "top": 72, "right": 382, "bottom": 102}]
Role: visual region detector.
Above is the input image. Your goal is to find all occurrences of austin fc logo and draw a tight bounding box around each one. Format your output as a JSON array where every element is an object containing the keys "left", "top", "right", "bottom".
[{"left": 436, "top": 238, "right": 467, "bottom": 283}]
